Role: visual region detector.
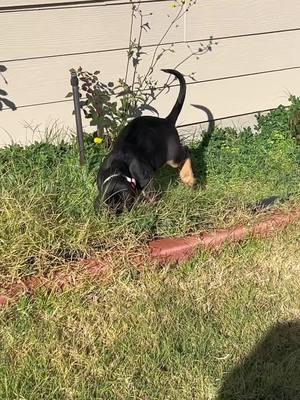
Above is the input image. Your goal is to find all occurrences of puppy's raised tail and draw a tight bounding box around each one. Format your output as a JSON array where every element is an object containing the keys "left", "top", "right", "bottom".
[{"left": 162, "top": 69, "right": 186, "bottom": 125}]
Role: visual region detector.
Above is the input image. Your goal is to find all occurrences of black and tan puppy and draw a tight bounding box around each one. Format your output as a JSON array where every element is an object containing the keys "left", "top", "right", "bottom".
[{"left": 96, "top": 69, "right": 195, "bottom": 214}]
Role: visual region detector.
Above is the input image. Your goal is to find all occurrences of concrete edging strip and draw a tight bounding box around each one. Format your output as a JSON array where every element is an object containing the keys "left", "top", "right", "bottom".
[
  {"left": 1, "top": 209, "right": 300, "bottom": 308},
  {"left": 148, "top": 209, "right": 300, "bottom": 264}
]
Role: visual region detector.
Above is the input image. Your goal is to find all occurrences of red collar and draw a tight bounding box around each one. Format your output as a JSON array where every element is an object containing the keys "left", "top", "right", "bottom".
[{"left": 125, "top": 176, "right": 137, "bottom": 190}]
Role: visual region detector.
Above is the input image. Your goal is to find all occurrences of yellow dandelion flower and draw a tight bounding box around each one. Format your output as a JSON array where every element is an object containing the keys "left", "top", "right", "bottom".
[{"left": 94, "top": 137, "right": 103, "bottom": 144}]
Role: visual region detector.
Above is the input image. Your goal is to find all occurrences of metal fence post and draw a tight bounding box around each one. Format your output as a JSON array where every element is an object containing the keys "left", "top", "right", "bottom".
[{"left": 70, "top": 68, "right": 85, "bottom": 165}]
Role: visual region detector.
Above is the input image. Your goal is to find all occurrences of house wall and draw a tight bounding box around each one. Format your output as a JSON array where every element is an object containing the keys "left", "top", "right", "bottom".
[{"left": 1, "top": 0, "right": 300, "bottom": 146}]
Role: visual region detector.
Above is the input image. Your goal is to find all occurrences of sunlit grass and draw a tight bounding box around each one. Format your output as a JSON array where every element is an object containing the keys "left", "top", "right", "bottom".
[
  {"left": 0, "top": 102, "right": 300, "bottom": 399},
  {"left": 0, "top": 226, "right": 299, "bottom": 399},
  {"left": 1, "top": 107, "right": 300, "bottom": 280}
]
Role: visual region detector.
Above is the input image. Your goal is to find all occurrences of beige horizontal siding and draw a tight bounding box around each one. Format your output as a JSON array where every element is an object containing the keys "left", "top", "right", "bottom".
[
  {"left": 186, "top": 0, "right": 300, "bottom": 40},
  {"left": 1, "top": 5, "right": 133, "bottom": 60},
  {"left": 142, "top": 69, "right": 300, "bottom": 125},
  {"left": 3, "top": 31, "right": 300, "bottom": 109},
  {"left": 1, "top": 0, "right": 86, "bottom": 4},
  {"left": 1, "top": 0, "right": 74, "bottom": 5},
  {"left": 0, "top": 0, "right": 141, "bottom": 7},
  {"left": 2, "top": 68, "right": 299, "bottom": 146},
  {"left": 1, "top": 0, "right": 300, "bottom": 146}
]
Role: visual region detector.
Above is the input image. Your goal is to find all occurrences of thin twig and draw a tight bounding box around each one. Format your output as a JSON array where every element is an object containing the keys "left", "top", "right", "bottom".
[
  {"left": 124, "top": 3, "right": 136, "bottom": 85},
  {"left": 131, "top": 10, "right": 144, "bottom": 92},
  {"left": 141, "top": 3, "right": 185, "bottom": 85},
  {"left": 148, "top": 43, "right": 211, "bottom": 107}
]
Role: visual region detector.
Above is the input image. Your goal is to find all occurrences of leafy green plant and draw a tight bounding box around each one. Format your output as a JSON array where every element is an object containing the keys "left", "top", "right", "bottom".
[
  {"left": 67, "top": 0, "right": 216, "bottom": 147},
  {"left": 254, "top": 105, "right": 289, "bottom": 138},
  {"left": 66, "top": 68, "right": 121, "bottom": 147},
  {"left": 254, "top": 95, "right": 300, "bottom": 145},
  {"left": 287, "top": 95, "right": 300, "bottom": 144}
]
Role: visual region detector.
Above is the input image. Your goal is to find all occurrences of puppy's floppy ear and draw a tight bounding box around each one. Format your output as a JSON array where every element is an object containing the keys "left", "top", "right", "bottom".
[{"left": 129, "top": 157, "right": 153, "bottom": 188}]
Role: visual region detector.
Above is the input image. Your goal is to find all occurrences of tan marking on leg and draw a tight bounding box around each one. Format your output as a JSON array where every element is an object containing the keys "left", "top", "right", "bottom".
[{"left": 179, "top": 158, "right": 196, "bottom": 187}]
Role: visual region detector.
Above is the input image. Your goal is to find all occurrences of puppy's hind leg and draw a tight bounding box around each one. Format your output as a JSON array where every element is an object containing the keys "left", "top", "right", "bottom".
[
  {"left": 167, "top": 145, "right": 196, "bottom": 188},
  {"left": 180, "top": 154, "right": 196, "bottom": 187}
]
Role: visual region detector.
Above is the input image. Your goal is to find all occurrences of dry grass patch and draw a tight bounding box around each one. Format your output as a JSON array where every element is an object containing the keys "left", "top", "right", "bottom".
[{"left": 0, "top": 226, "right": 299, "bottom": 399}]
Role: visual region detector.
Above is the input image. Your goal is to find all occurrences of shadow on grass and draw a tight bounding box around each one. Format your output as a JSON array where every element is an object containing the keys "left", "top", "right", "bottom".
[
  {"left": 218, "top": 320, "right": 300, "bottom": 400},
  {"left": 190, "top": 104, "right": 215, "bottom": 188},
  {"left": 155, "top": 104, "right": 215, "bottom": 192},
  {"left": 0, "top": 64, "right": 17, "bottom": 111}
]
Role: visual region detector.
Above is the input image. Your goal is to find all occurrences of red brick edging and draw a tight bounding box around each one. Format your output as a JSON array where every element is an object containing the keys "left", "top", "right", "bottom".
[
  {"left": 148, "top": 209, "right": 300, "bottom": 264},
  {"left": 1, "top": 209, "right": 300, "bottom": 308}
]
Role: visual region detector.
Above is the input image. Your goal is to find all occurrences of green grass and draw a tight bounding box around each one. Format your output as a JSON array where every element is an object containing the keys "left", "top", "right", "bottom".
[
  {"left": 1, "top": 100, "right": 300, "bottom": 398},
  {"left": 1, "top": 102, "right": 300, "bottom": 280},
  {"left": 0, "top": 226, "right": 299, "bottom": 399}
]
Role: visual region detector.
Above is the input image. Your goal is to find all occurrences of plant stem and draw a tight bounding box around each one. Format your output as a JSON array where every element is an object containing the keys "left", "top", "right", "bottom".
[
  {"left": 124, "top": 2, "right": 136, "bottom": 85},
  {"left": 131, "top": 11, "right": 144, "bottom": 92},
  {"left": 147, "top": 44, "right": 210, "bottom": 107},
  {"left": 141, "top": 4, "right": 185, "bottom": 85}
]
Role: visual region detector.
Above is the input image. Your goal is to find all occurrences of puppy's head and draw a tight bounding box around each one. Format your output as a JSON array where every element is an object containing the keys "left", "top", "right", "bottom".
[{"left": 101, "top": 178, "right": 137, "bottom": 215}]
